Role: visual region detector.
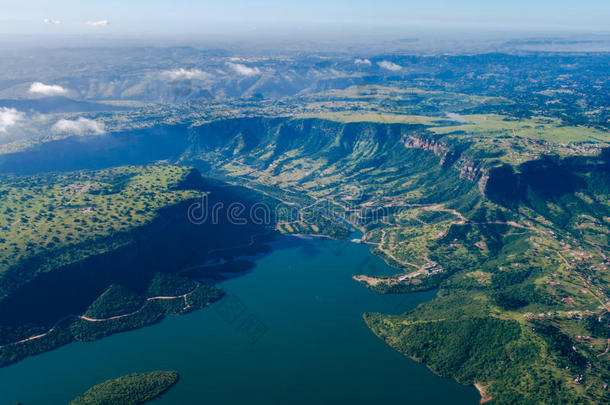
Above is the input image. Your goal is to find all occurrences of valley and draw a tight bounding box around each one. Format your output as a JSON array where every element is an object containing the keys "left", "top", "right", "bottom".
[{"left": 0, "top": 50, "right": 608, "bottom": 404}]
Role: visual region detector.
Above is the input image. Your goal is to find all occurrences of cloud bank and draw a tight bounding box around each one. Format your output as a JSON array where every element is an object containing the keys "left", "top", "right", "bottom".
[
  {"left": 43, "top": 18, "right": 62, "bottom": 25},
  {"left": 377, "top": 61, "right": 402, "bottom": 71},
  {"left": 354, "top": 58, "right": 372, "bottom": 66},
  {"left": 0, "top": 108, "right": 25, "bottom": 133},
  {"left": 160, "top": 68, "right": 212, "bottom": 81},
  {"left": 29, "top": 82, "right": 68, "bottom": 96},
  {"left": 86, "top": 20, "right": 109, "bottom": 27},
  {"left": 227, "top": 63, "right": 261, "bottom": 76},
  {"left": 52, "top": 118, "right": 105, "bottom": 135}
]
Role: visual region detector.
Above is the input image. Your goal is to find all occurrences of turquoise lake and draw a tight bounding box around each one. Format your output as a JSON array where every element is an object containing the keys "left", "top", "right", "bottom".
[{"left": 0, "top": 235, "right": 478, "bottom": 404}]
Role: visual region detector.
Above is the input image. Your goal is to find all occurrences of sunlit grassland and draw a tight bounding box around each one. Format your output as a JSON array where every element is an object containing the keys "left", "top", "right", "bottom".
[
  {"left": 311, "top": 84, "right": 504, "bottom": 105},
  {"left": 0, "top": 165, "right": 200, "bottom": 272},
  {"left": 430, "top": 114, "right": 609, "bottom": 143},
  {"left": 296, "top": 112, "right": 452, "bottom": 125}
]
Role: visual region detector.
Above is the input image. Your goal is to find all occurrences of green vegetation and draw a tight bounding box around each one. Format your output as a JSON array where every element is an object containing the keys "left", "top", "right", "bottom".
[
  {"left": 3, "top": 115, "right": 604, "bottom": 402},
  {"left": 0, "top": 165, "right": 251, "bottom": 366},
  {"left": 365, "top": 310, "right": 592, "bottom": 404},
  {"left": 181, "top": 115, "right": 609, "bottom": 403},
  {"left": 300, "top": 112, "right": 607, "bottom": 144},
  {"left": 1, "top": 51, "right": 609, "bottom": 403},
  {"left": 297, "top": 111, "right": 454, "bottom": 126},
  {"left": 430, "top": 114, "right": 608, "bottom": 143},
  {"left": 83, "top": 284, "right": 144, "bottom": 319},
  {"left": 0, "top": 272, "right": 223, "bottom": 367},
  {"left": 0, "top": 161, "right": 279, "bottom": 366},
  {"left": 0, "top": 165, "right": 200, "bottom": 299},
  {"left": 71, "top": 276, "right": 223, "bottom": 342},
  {"left": 70, "top": 371, "right": 179, "bottom": 405}
]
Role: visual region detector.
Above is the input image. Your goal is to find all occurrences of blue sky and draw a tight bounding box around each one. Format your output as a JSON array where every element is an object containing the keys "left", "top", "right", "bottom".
[{"left": 2, "top": 0, "right": 609, "bottom": 37}]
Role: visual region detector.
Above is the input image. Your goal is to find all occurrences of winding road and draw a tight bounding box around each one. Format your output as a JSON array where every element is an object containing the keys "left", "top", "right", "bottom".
[{"left": 0, "top": 281, "right": 201, "bottom": 349}]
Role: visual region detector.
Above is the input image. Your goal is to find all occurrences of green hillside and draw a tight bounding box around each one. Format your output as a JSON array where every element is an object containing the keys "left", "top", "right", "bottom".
[{"left": 178, "top": 116, "right": 610, "bottom": 404}]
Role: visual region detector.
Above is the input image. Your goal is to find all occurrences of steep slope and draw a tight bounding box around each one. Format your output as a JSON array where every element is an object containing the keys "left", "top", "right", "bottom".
[{"left": 179, "top": 117, "right": 609, "bottom": 404}]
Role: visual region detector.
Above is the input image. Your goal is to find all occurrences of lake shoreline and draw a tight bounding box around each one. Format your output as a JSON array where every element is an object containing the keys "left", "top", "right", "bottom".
[{"left": 0, "top": 233, "right": 478, "bottom": 405}]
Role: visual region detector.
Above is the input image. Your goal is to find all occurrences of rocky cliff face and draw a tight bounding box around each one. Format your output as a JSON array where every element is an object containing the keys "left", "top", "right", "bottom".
[
  {"left": 455, "top": 158, "right": 485, "bottom": 181},
  {"left": 401, "top": 134, "right": 449, "bottom": 160},
  {"left": 401, "top": 133, "right": 488, "bottom": 188}
]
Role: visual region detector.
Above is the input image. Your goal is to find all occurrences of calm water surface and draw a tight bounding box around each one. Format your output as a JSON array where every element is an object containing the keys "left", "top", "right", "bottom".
[{"left": 0, "top": 236, "right": 478, "bottom": 404}]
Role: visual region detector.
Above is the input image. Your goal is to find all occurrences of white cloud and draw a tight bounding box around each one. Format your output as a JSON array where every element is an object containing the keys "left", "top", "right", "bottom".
[
  {"left": 52, "top": 118, "right": 105, "bottom": 135},
  {"left": 227, "top": 62, "right": 261, "bottom": 76},
  {"left": 377, "top": 61, "right": 402, "bottom": 71},
  {"left": 160, "top": 68, "right": 213, "bottom": 81},
  {"left": 445, "top": 112, "right": 469, "bottom": 123},
  {"left": 0, "top": 108, "right": 25, "bottom": 133},
  {"left": 29, "top": 82, "right": 68, "bottom": 96},
  {"left": 43, "top": 18, "right": 62, "bottom": 25},
  {"left": 354, "top": 58, "right": 372, "bottom": 66},
  {"left": 86, "top": 20, "right": 109, "bottom": 27}
]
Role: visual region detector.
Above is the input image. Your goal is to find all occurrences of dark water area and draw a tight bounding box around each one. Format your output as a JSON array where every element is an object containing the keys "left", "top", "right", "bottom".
[
  {"left": 0, "top": 235, "right": 478, "bottom": 404},
  {"left": 0, "top": 125, "right": 191, "bottom": 175}
]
